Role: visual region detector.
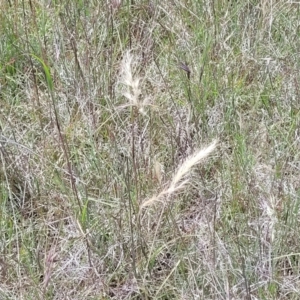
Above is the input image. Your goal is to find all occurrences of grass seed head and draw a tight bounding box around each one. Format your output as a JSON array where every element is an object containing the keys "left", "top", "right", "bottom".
[
  {"left": 120, "top": 51, "right": 149, "bottom": 115},
  {"left": 141, "top": 140, "right": 217, "bottom": 208}
]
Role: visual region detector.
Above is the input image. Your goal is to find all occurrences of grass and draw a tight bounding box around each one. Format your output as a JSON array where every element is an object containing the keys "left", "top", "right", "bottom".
[{"left": 0, "top": 0, "right": 300, "bottom": 299}]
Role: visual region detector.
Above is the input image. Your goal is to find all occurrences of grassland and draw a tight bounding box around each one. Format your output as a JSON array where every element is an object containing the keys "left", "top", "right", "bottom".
[{"left": 1, "top": 0, "right": 300, "bottom": 299}]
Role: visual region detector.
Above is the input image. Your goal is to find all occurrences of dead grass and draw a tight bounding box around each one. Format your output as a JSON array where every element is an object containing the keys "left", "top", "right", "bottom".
[{"left": 0, "top": 0, "right": 300, "bottom": 299}]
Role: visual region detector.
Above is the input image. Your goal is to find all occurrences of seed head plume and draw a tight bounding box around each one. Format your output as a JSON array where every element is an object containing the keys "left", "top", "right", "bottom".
[
  {"left": 119, "top": 51, "right": 150, "bottom": 115},
  {"left": 141, "top": 140, "right": 217, "bottom": 208}
]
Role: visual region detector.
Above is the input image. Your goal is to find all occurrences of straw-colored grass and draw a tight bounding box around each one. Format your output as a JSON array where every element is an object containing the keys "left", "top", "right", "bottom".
[
  {"left": 1, "top": 1, "right": 300, "bottom": 299},
  {"left": 141, "top": 140, "right": 217, "bottom": 208}
]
